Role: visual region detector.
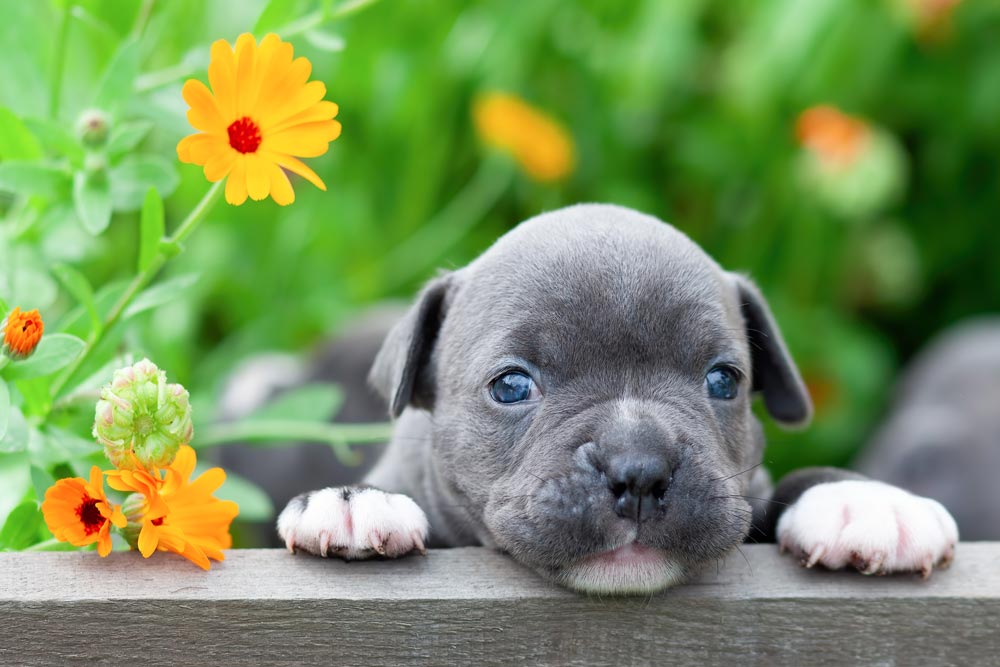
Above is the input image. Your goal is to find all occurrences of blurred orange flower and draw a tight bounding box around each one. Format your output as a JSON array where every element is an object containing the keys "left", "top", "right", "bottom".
[
  {"left": 42, "top": 467, "right": 126, "bottom": 557},
  {"left": 177, "top": 33, "right": 342, "bottom": 206},
  {"left": 1, "top": 307, "right": 44, "bottom": 360},
  {"left": 107, "top": 445, "right": 238, "bottom": 570},
  {"left": 795, "top": 106, "right": 870, "bottom": 170},
  {"left": 473, "top": 92, "right": 575, "bottom": 182}
]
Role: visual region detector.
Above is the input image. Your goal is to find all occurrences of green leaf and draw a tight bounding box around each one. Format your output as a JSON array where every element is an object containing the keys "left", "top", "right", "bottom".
[
  {"left": 124, "top": 273, "right": 199, "bottom": 318},
  {"left": 200, "top": 465, "right": 273, "bottom": 522},
  {"left": 106, "top": 121, "right": 153, "bottom": 161},
  {"left": 305, "top": 29, "right": 345, "bottom": 52},
  {"left": 94, "top": 39, "right": 141, "bottom": 111},
  {"left": 29, "top": 426, "right": 100, "bottom": 468},
  {"left": 110, "top": 154, "right": 179, "bottom": 211},
  {"left": 138, "top": 188, "right": 164, "bottom": 272},
  {"left": 0, "top": 162, "right": 70, "bottom": 197},
  {"left": 0, "top": 382, "right": 8, "bottom": 442},
  {"left": 0, "top": 407, "right": 27, "bottom": 453},
  {"left": 0, "top": 451, "right": 30, "bottom": 524},
  {"left": 0, "top": 501, "right": 42, "bottom": 550},
  {"left": 22, "top": 117, "right": 84, "bottom": 166},
  {"left": 30, "top": 465, "right": 54, "bottom": 502},
  {"left": 0, "top": 107, "right": 42, "bottom": 160},
  {"left": 73, "top": 170, "right": 113, "bottom": 235},
  {"left": 4, "top": 334, "right": 85, "bottom": 380},
  {"left": 251, "top": 383, "right": 344, "bottom": 422},
  {"left": 51, "top": 263, "right": 100, "bottom": 336},
  {"left": 254, "top": 0, "right": 306, "bottom": 33}
]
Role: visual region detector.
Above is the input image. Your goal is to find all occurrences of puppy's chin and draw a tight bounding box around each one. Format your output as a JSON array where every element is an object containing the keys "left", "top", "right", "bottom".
[{"left": 555, "top": 543, "right": 687, "bottom": 595}]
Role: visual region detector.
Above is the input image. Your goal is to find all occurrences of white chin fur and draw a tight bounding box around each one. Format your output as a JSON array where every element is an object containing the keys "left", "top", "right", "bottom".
[{"left": 557, "top": 556, "right": 686, "bottom": 595}]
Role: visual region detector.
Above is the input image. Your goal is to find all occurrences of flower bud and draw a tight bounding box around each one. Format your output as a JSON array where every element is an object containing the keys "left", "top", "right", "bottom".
[
  {"left": 93, "top": 359, "right": 194, "bottom": 471},
  {"left": 1, "top": 307, "right": 44, "bottom": 361},
  {"left": 76, "top": 109, "right": 110, "bottom": 148}
]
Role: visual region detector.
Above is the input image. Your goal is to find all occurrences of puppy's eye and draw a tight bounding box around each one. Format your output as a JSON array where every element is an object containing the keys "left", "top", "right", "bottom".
[
  {"left": 706, "top": 365, "right": 740, "bottom": 400},
  {"left": 490, "top": 372, "right": 538, "bottom": 404}
]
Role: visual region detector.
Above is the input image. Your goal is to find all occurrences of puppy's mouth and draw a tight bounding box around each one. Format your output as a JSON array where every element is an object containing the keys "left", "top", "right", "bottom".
[{"left": 556, "top": 541, "right": 686, "bottom": 595}]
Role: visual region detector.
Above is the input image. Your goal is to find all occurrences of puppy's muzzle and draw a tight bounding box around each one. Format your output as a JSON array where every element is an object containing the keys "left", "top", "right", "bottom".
[{"left": 592, "top": 416, "right": 678, "bottom": 523}]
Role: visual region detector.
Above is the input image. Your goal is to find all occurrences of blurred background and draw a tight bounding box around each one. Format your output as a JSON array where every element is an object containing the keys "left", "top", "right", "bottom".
[{"left": 2, "top": 0, "right": 998, "bottom": 544}]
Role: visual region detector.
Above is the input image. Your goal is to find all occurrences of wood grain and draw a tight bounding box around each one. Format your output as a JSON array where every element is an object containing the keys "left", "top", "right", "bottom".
[{"left": 2, "top": 544, "right": 998, "bottom": 666}]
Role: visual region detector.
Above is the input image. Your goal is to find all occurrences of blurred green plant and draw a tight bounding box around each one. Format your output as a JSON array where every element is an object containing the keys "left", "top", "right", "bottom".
[{"left": 1, "top": 0, "right": 998, "bottom": 548}]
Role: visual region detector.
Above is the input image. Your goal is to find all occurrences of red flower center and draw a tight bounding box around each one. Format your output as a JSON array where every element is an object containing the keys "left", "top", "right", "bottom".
[
  {"left": 227, "top": 117, "right": 262, "bottom": 154},
  {"left": 76, "top": 498, "right": 104, "bottom": 536},
  {"left": 152, "top": 517, "right": 164, "bottom": 526}
]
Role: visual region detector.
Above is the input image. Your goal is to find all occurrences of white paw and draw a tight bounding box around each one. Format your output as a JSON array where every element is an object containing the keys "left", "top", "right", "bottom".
[
  {"left": 776, "top": 480, "right": 958, "bottom": 578},
  {"left": 277, "top": 487, "right": 429, "bottom": 560}
]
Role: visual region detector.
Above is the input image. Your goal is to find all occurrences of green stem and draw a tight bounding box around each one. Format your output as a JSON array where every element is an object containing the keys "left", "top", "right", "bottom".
[
  {"left": 129, "top": 0, "right": 155, "bottom": 41},
  {"left": 48, "top": 181, "right": 224, "bottom": 400},
  {"left": 195, "top": 420, "right": 393, "bottom": 448},
  {"left": 379, "top": 155, "right": 513, "bottom": 290},
  {"left": 48, "top": 3, "right": 71, "bottom": 119}
]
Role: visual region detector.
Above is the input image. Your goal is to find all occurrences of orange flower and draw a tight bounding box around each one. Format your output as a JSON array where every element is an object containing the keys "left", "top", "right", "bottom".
[
  {"left": 1, "top": 307, "right": 44, "bottom": 360},
  {"left": 108, "top": 445, "right": 238, "bottom": 570},
  {"left": 795, "top": 106, "right": 870, "bottom": 170},
  {"left": 473, "top": 92, "right": 575, "bottom": 182},
  {"left": 42, "top": 467, "right": 126, "bottom": 557},
  {"left": 177, "top": 33, "right": 342, "bottom": 206}
]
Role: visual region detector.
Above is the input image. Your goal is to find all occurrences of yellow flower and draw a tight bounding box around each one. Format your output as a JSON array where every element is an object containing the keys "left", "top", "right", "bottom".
[
  {"left": 107, "top": 445, "right": 238, "bottom": 570},
  {"left": 1, "top": 306, "right": 44, "bottom": 360},
  {"left": 177, "top": 33, "right": 342, "bottom": 206},
  {"left": 472, "top": 92, "right": 575, "bottom": 182},
  {"left": 42, "top": 467, "right": 126, "bottom": 557}
]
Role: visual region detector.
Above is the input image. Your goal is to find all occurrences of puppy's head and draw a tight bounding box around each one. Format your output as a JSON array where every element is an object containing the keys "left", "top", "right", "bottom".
[{"left": 371, "top": 204, "right": 811, "bottom": 593}]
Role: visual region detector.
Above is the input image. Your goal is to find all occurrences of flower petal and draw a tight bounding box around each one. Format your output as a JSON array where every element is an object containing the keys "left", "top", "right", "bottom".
[
  {"left": 138, "top": 521, "right": 158, "bottom": 558},
  {"left": 261, "top": 151, "right": 326, "bottom": 191},
  {"left": 204, "top": 148, "right": 238, "bottom": 182},
  {"left": 225, "top": 156, "right": 249, "bottom": 206},
  {"left": 269, "top": 101, "right": 339, "bottom": 135},
  {"left": 254, "top": 57, "right": 313, "bottom": 127},
  {"left": 234, "top": 33, "right": 259, "bottom": 117},
  {"left": 208, "top": 39, "right": 238, "bottom": 119},
  {"left": 268, "top": 162, "right": 295, "bottom": 206},
  {"left": 97, "top": 522, "right": 112, "bottom": 557},
  {"left": 260, "top": 80, "right": 326, "bottom": 130},
  {"left": 177, "top": 133, "right": 227, "bottom": 166},
  {"left": 245, "top": 154, "right": 270, "bottom": 201},
  {"left": 261, "top": 120, "right": 341, "bottom": 158},
  {"left": 182, "top": 79, "right": 226, "bottom": 135}
]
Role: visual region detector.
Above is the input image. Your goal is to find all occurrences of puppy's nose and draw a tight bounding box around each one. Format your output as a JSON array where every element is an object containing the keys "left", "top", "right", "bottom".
[{"left": 604, "top": 454, "right": 670, "bottom": 523}]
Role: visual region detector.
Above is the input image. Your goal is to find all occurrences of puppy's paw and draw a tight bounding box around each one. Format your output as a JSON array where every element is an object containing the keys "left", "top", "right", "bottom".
[
  {"left": 277, "top": 487, "right": 429, "bottom": 559},
  {"left": 776, "top": 480, "right": 958, "bottom": 578}
]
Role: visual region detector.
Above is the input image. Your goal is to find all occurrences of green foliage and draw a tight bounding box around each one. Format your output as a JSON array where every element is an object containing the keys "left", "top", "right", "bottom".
[{"left": 0, "top": 0, "right": 998, "bottom": 549}]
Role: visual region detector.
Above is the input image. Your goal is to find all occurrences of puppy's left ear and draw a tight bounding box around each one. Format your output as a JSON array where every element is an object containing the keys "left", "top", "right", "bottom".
[
  {"left": 369, "top": 272, "right": 456, "bottom": 418},
  {"left": 729, "top": 274, "right": 813, "bottom": 427}
]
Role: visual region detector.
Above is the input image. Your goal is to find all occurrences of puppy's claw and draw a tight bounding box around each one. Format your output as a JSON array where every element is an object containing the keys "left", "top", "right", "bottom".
[
  {"left": 413, "top": 531, "right": 427, "bottom": 556},
  {"left": 320, "top": 531, "right": 332, "bottom": 558},
  {"left": 804, "top": 545, "right": 825, "bottom": 568},
  {"left": 285, "top": 534, "right": 296, "bottom": 554},
  {"left": 369, "top": 531, "right": 387, "bottom": 556}
]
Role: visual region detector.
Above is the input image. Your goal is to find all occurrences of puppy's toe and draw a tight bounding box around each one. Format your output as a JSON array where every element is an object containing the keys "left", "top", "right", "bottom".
[
  {"left": 776, "top": 480, "right": 958, "bottom": 577},
  {"left": 276, "top": 487, "right": 429, "bottom": 560}
]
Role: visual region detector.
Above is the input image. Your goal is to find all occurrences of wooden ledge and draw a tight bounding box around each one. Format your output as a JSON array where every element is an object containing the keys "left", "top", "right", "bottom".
[{"left": 2, "top": 544, "right": 998, "bottom": 666}]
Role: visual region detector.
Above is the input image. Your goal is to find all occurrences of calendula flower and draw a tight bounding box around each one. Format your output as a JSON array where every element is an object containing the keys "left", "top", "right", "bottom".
[
  {"left": 177, "top": 33, "right": 342, "bottom": 206},
  {"left": 796, "top": 106, "right": 870, "bottom": 171},
  {"left": 107, "top": 445, "right": 238, "bottom": 570},
  {"left": 473, "top": 92, "right": 575, "bottom": 182},
  {"left": 93, "top": 359, "right": 193, "bottom": 471},
  {"left": 42, "top": 467, "right": 126, "bottom": 557},
  {"left": 1, "top": 307, "right": 44, "bottom": 360}
]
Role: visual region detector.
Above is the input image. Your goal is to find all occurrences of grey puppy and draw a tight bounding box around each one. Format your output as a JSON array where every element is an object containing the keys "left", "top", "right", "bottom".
[
  {"left": 277, "top": 204, "right": 958, "bottom": 594},
  {"left": 857, "top": 318, "right": 1000, "bottom": 540}
]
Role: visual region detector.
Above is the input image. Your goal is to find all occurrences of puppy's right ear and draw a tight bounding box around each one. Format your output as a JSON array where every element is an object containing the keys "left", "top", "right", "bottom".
[{"left": 369, "top": 273, "right": 455, "bottom": 418}]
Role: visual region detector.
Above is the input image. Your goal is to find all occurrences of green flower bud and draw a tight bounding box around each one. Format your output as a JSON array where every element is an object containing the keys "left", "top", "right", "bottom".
[
  {"left": 119, "top": 492, "right": 147, "bottom": 548},
  {"left": 93, "top": 358, "right": 193, "bottom": 471},
  {"left": 76, "top": 109, "right": 110, "bottom": 148}
]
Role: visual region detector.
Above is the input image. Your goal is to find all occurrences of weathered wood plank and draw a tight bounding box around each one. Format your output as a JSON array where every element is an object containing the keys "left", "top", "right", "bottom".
[{"left": 2, "top": 544, "right": 998, "bottom": 666}]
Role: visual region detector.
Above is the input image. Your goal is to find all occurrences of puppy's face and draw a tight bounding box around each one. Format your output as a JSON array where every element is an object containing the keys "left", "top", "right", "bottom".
[{"left": 372, "top": 205, "right": 811, "bottom": 593}]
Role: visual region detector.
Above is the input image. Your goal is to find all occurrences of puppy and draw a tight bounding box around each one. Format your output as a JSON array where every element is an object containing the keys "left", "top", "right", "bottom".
[
  {"left": 277, "top": 204, "right": 958, "bottom": 594},
  {"left": 856, "top": 318, "right": 1000, "bottom": 540}
]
